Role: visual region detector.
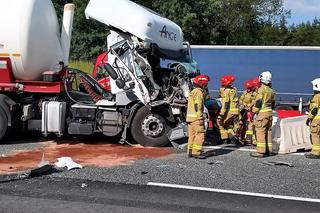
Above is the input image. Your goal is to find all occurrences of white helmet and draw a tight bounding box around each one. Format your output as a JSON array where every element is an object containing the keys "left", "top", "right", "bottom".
[
  {"left": 312, "top": 78, "right": 320, "bottom": 92},
  {"left": 260, "top": 71, "right": 272, "bottom": 84}
]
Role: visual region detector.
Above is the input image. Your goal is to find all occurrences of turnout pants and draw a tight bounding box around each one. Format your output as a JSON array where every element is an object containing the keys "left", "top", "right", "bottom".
[
  {"left": 310, "top": 120, "right": 320, "bottom": 156},
  {"left": 254, "top": 113, "right": 272, "bottom": 154},
  {"left": 245, "top": 120, "right": 254, "bottom": 144},
  {"left": 218, "top": 113, "right": 239, "bottom": 140},
  {"left": 188, "top": 120, "right": 205, "bottom": 156}
]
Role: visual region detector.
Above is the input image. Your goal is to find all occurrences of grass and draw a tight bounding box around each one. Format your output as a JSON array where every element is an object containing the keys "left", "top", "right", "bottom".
[{"left": 69, "top": 60, "right": 94, "bottom": 75}]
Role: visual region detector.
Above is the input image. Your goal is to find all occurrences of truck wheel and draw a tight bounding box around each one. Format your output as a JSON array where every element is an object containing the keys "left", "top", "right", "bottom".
[
  {"left": 0, "top": 108, "right": 8, "bottom": 141},
  {"left": 131, "top": 106, "right": 172, "bottom": 147}
]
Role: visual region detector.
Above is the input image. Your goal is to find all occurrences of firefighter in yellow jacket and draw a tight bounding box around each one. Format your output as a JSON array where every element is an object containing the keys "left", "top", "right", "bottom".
[
  {"left": 239, "top": 80, "right": 257, "bottom": 144},
  {"left": 305, "top": 78, "right": 320, "bottom": 159},
  {"left": 250, "top": 71, "right": 275, "bottom": 158},
  {"left": 217, "top": 75, "right": 240, "bottom": 144},
  {"left": 187, "top": 75, "right": 210, "bottom": 159}
]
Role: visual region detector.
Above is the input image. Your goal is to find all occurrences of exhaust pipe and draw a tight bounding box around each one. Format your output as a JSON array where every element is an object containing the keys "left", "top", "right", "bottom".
[{"left": 61, "top": 3, "right": 75, "bottom": 66}]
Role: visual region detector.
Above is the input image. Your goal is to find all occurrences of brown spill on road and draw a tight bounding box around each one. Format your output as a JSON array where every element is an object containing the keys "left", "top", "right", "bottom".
[{"left": 0, "top": 141, "right": 174, "bottom": 174}]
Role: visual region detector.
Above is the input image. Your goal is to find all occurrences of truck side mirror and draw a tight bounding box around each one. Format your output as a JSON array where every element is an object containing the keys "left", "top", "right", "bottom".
[
  {"left": 116, "top": 79, "right": 125, "bottom": 89},
  {"left": 104, "top": 64, "right": 118, "bottom": 80}
]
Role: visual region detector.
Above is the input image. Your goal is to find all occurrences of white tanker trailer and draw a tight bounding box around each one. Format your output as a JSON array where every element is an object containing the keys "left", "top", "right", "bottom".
[
  {"left": 0, "top": 0, "right": 72, "bottom": 81},
  {"left": 0, "top": 0, "right": 201, "bottom": 146}
]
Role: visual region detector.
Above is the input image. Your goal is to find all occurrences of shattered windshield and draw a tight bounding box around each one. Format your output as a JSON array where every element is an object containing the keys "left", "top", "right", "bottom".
[{"left": 161, "top": 48, "right": 198, "bottom": 74}]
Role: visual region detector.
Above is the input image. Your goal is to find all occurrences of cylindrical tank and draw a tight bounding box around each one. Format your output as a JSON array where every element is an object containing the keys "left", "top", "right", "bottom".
[{"left": 0, "top": 0, "right": 64, "bottom": 81}]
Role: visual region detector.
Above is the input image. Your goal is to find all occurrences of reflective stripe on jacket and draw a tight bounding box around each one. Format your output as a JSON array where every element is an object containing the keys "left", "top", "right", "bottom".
[
  {"left": 239, "top": 91, "right": 257, "bottom": 111},
  {"left": 309, "top": 93, "right": 320, "bottom": 120},
  {"left": 253, "top": 84, "right": 275, "bottom": 114},
  {"left": 186, "top": 87, "right": 204, "bottom": 122},
  {"left": 219, "top": 87, "right": 239, "bottom": 115}
]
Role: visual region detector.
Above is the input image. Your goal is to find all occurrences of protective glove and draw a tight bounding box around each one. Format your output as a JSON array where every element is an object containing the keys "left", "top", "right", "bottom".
[{"left": 217, "top": 114, "right": 224, "bottom": 126}]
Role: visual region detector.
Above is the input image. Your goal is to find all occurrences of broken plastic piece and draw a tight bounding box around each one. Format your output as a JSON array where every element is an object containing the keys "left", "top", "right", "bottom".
[
  {"left": 171, "top": 141, "right": 188, "bottom": 150},
  {"left": 141, "top": 171, "right": 148, "bottom": 175},
  {"left": 38, "top": 152, "right": 49, "bottom": 168},
  {"left": 29, "top": 164, "right": 53, "bottom": 178},
  {"left": 262, "top": 161, "right": 293, "bottom": 167},
  {"left": 208, "top": 161, "right": 224, "bottom": 165},
  {"left": 55, "top": 157, "right": 83, "bottom": 170}
]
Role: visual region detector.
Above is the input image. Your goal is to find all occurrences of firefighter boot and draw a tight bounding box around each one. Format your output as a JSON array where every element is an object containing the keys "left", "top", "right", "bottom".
[
  {"left": 193, "top": 151, "right": 209, "bottom": 159},
  {"left": 305, "top": 153, "right": 320, "bottom": 159},
  {"left": 250, "top": 152, "right": 268, "bottom": 158},
  {"left": 193, "top": 155, "right": 207, "bottom": 159}
]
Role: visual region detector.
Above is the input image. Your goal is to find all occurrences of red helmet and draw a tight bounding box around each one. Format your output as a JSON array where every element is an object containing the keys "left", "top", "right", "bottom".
[
  {"left": 220, "top": 75, "right": 235, "bottom": 86},
  {"left": 194, "top": 75, "right": 210, "bottom": 88},
  {"left": 244, "top": 80, "right": 254, "bottom": 89},
  {"left": 252, "top": 76, "right": 260, "bottom": 88}
]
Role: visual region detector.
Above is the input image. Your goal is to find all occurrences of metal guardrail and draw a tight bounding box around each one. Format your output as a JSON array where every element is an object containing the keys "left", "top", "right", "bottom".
[
  {"left": 208, "top": 90, "right": 312, "bottom": 111},
  {"left": 191, "top": 45, "right": 320, "bottom": 51},
  {"left": 208, "top": 90, "right": 313, "bottom": 96}
]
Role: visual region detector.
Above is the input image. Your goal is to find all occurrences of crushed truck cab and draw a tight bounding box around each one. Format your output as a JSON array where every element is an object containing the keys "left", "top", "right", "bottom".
[
  {"left": 85, "top": 0, "right": 185, "bottom": 52},
  {"left": 83, "top": 0, "right": 201, "bottom": 146},
  {"left": 0, "top": 0, "right": 201, "bottom": 147}
]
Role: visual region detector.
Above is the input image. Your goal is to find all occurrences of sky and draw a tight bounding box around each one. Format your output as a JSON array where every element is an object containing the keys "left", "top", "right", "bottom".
[{"left": 284, "top": 0, "right": 320, "bottom": 24}]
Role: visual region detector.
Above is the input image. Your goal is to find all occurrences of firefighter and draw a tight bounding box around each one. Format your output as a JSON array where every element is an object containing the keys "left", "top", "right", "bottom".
[
  {"left": 217, "top": 75, "right": 240, "bottom": 144},
  {"left": 239, "top": 80, "right": 257, "bottom": 144},
  {"left": 250, "top": 71, "right": 275, "bottom": 158},
  {"left": 252, "top": 76, "right": 261, "bottom": 89},
  {"left": 250, "top": 76, "right": 261, "bottom": 145},
  {"left": 305, "top": 78, "right": 320, "bottom": 159},
  {"left": 187, "top": 74, "right": 210, "bottom": 159}
]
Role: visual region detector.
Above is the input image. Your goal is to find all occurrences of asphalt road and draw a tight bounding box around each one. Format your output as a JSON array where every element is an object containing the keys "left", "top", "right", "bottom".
[
  {"left": 1, "top": 137, "right": 320, "bottom": 212},
  {"left": 0, "top": 177, "right": 319, "bottom": 213}
]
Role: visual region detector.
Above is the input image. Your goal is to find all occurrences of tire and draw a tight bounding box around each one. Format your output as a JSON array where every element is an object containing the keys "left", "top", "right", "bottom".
[
  {"left": 0, "top": 108, "right": 8, "bottom": 141},
  {"left": 130, "top": 106, "right": 173, "bottom": 147}
]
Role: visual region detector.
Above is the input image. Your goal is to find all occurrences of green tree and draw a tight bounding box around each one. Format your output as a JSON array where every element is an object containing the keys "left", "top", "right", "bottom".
[
  {"left": 288, "top": 19, "right": 320, "bottom": 46},
  {"left": 133, "top": 0, "right": 290, "bottom": 45},
  {"left": 53, "top": 0, "right": 107, "bottom": 60},
  {"left": 53, "top": 0, "right": 320, "bottom": 60}
]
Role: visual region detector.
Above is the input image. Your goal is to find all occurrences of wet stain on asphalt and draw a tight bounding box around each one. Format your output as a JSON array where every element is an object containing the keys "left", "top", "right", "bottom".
[{"left": 0, "top": 141, "right": 174, "bottom": 174}]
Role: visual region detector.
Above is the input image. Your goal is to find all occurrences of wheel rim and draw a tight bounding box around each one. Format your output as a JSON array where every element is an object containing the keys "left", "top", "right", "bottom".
[{"left": 141, "top": 114, "right": 165, "bottom": 138}]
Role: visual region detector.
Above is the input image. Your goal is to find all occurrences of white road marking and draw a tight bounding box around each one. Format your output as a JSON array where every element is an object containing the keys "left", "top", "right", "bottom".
[
  {"left": 203, "top": 146, "right": 307, "bottom": 156},
  {"left": 204, "top": 146, "right": 255, "bottom": 152},
  {"left": 147, "top": 182, "right": 320, "bottom": 203}
]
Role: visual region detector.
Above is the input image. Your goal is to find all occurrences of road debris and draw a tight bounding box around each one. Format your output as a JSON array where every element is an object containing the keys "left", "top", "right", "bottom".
[
  {"left": 0, "top": 142, "right": 173, "bottom": 174},
  {"left": 208, "top": 161, "right": 224, "bottom": 165},
  {"left": 0, "top": 154, "right": 54, "bottom": 183},
  {"left": 140, "top": 171, "right": 148, "bottom": 175},
  {"left": 178, "top": 163, "right": 187, "bottom": 169},
  {"left": 55, "top": 157, "right": 83, "bottom": 170},
  {"left": 81, "top": 183, "right": 88, "bottom": 188},
  {"left": 262, "top": 161, "right": 294, "bottom": 167}
]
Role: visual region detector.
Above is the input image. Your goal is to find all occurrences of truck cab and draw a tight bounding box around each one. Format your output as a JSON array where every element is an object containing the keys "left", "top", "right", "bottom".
[{"left": 0, "top": 0, "right": 203, "bottom": 147}]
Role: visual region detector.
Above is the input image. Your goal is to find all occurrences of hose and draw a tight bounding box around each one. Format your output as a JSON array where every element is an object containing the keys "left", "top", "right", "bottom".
[{"left": 79, "top": 76, "right": 104, "bottom": 103}]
